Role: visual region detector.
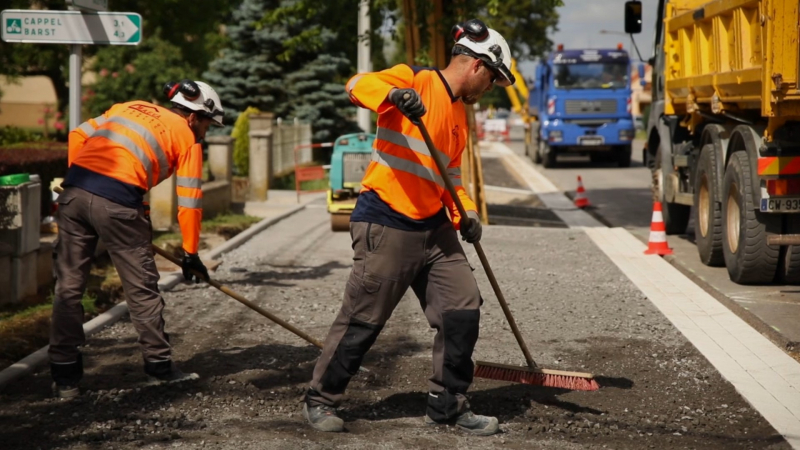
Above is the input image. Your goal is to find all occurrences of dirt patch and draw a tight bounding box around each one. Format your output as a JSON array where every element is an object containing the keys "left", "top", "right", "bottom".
[{"left": 0, "top": 208, "right": 789, "bottom": 449}]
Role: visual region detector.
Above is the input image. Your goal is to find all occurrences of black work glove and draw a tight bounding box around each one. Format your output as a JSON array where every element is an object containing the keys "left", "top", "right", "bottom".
[
  {"left": 460, "top": 210, "right": 482, "bottom": 244},
  {"left": 182, "top": 252, "right": 209, "bottom": 284},
  {"left": 388, "top": 88, "right": 426, "bottom": 121}
]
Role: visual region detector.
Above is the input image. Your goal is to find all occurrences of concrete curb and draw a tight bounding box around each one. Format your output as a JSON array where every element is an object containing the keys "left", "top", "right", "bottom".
[
  {"left": 205, "top": 204, "right": 306, "bottom": 260},
  {"left": 0, "top": 203, "right": 307, "bottom": 391}
]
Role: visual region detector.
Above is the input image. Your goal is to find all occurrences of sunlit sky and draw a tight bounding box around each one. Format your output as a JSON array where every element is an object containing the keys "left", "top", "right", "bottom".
[{"left": 517, "top": 0, "right": 659, "bottom": 78}]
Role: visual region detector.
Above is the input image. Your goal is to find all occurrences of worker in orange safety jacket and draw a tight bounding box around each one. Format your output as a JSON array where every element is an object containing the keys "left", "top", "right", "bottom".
[
  {"left": 304, "top": 20, "right": 516, "bottom": 436},
  {"left": 49, "top": 80, "right": 224, "bottom": 398}
]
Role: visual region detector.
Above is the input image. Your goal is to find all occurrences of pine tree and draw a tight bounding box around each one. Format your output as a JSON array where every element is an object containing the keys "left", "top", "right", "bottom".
[
  {"left": 285, "top": 43, "right": 361, "bottom": 142},
  {"left": 206, "top": 0, "right": 360, "bottom": 142},
  {"left": 204, "top": 0, "right": 289, "bottom": 131}
]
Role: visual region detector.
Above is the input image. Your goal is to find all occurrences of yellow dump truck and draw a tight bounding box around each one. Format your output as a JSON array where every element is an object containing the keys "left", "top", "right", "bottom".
[{"left": 627, "top": 0, "right": 800, "bottom": 284}]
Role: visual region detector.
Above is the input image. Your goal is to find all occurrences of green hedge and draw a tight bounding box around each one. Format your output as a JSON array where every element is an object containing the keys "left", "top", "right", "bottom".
[{"left": 0, "top": 143, "right": 68, "bottom": 218}]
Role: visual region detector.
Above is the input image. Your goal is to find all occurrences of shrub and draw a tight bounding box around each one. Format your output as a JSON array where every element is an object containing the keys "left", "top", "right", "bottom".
[
  {"left": 0, "top": 144, "right": 68, "bottom": 218},
  {"left": 0, "top": 126, "right": 45, "bottom": 147},
  {"left": 230, "top": 106, "right": 261, "bottom": 176}
]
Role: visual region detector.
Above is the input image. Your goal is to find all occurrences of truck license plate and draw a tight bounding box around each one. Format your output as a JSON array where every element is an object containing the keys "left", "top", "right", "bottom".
[
  {"left": 579, "top": 136, "right": 603, "bottom": 146},
  {"left": 760, "top": 198, "right": 800, "bottom": 212}
]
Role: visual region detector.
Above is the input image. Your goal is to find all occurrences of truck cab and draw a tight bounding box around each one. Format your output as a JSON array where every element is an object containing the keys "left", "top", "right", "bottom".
[{"left": 530, "top": 46, "right": 636, "bottom": 168}]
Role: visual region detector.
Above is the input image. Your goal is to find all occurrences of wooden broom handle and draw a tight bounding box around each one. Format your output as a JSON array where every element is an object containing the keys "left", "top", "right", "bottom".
[
  {"left": 53, "top": 185, "right": 324, "bottom": 349},
  {"left": 413, "top": 116, "right": 538, "bottom": 369},
  {"left": 151, "top": 245, "right": 325, "bottom": 349}
]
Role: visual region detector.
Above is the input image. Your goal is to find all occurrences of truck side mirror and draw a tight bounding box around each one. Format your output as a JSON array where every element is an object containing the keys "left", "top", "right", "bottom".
[{"left": 624, "top": 1, "right": 642, "bottom": 34}]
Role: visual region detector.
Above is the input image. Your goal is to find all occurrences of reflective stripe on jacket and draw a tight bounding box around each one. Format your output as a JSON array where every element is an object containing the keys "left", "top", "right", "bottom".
[
  {"left": 68, "top": 101, "right": 204, "bottom": 254},
  {"left": 346, "top": 64, "right": 476, "bottom": 227}
]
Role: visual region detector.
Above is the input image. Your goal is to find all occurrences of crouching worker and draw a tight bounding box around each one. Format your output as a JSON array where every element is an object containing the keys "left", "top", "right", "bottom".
[{"left": 49, "top": 80, "right": 224, "bottom": 398}]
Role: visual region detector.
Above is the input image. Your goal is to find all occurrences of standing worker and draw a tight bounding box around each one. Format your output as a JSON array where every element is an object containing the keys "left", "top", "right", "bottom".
[
  {"left": 304, "top": 19, "right": 516, "bottom": 436},
  {"left": 49, "top": 80, "right": 224, "bottom": 398}
]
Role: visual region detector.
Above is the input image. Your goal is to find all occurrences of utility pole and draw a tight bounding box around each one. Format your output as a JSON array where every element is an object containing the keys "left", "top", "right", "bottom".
[{"left": 356, "top": 0, "right": 371, "bottom": 133}]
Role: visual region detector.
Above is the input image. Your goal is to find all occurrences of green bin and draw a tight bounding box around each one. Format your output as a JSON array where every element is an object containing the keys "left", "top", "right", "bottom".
[{"left": 0, "top": 173, "right": 30, "bottom": 186}]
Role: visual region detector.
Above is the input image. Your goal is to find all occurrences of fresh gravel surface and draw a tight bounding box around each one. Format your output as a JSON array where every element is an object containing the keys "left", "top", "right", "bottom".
[{"left": 0, "top": 202, "right": 788, "bottom": 449}]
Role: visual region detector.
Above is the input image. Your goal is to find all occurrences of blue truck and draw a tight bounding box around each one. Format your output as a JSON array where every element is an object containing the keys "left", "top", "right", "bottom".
[{"left": 528, "top": 46, "right": 637, "bottom": 168}]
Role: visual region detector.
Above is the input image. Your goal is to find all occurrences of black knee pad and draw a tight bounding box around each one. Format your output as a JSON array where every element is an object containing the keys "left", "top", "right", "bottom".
[
  {"left": 320, "top": 318, "right": 383, "bottom": 395},
  {"left": 442, "top": 309, "right": 480, "bottom": 392},
  {"left": 51, "top": 353, "right": 83, "bottom": 386}
]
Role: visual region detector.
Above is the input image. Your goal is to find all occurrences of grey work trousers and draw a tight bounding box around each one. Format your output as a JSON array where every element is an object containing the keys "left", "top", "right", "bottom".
[
  {"left": 308, "top": 221, "right": 483, "bottom": 421},
  {"left": 49, "top": 187, "right": 170, "bottom": 373}
]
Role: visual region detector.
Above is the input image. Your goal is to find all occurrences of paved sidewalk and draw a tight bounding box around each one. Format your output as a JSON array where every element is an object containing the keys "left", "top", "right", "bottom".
[
  {"left": 242, "top": 190, "right": 326, "bottom": 219},
  {"left": 488, "top": 140, "right": 800, "bottom": 449}
]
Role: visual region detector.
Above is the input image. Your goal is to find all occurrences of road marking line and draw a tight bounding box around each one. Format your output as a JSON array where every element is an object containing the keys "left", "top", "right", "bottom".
[
  {"left": 484, "top": 185, "right": 538, "bottom": 195},
  {"left": 585, "top": 227, "right": 800, "bottom": 449}
]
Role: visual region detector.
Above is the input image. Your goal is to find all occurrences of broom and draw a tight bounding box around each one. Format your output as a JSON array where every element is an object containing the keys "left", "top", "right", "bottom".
[{"left": 411, "top": 111, "right": 599, "bottom": 391}]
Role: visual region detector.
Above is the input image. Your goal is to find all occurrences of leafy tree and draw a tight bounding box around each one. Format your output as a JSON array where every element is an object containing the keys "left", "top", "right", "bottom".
[
  {"left": 0, "top": 0, "right": 236, "bottom": 118},
  {"left": 85, "top": 36, "right": 197, "bottom": 117},
  {"left": 399, "top": 0, "right": 562, "bottom": 65}
]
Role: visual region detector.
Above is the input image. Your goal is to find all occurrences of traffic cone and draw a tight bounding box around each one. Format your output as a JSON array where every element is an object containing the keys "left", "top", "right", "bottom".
[
  {"left": 644, "top": 202, "right": 674, "bottom": 255},
  {"left": 574, "top": 176, "right": 590, "bottom": 208}
]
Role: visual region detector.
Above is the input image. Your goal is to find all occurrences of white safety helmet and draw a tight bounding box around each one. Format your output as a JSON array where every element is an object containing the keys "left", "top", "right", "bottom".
[
  {"left": 451, "top": 19, "right": 515, "bottom": 87},
  {"left": 164, "top": 79, "right": 225, "bottom": 126}
]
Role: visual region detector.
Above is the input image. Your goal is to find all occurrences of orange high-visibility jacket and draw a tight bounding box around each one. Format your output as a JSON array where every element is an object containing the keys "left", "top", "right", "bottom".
[
  {"left": 346, "top": 64, "right": 477, "bottom": 227},
  {"left": 67, "top": 101, "right": 203, "bottom": 254}
]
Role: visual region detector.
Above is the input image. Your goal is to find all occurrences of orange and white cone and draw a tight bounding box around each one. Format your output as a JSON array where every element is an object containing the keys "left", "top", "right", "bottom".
[
  {"left": 574, "top": 176, "right": 590, "bottom": 208},
  {"left": 644, "top": 202, "right": 673, "bottom": 255}
]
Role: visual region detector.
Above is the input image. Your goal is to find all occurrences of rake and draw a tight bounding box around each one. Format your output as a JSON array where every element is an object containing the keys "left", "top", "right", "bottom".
[{"left": 412, "top": 114, "right": 599, "bottom": 391}]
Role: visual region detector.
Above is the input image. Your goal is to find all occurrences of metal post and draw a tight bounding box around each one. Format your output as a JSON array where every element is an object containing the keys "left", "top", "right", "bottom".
[
  {"left": 69, "top": 44, "right": 82, "bottom": 131},
  {"left": 356, "top": 0, "right": 372, "bottom": 133}
]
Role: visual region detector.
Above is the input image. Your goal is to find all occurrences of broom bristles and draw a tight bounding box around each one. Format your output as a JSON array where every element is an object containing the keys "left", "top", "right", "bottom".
[{"left": 474, "top": 362, "right": 600, "bottom": 391}]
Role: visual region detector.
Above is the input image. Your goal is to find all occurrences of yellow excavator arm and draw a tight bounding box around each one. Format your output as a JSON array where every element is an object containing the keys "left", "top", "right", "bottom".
[{"left": 505, "top": 59, "right": 530, "bottom": 120}]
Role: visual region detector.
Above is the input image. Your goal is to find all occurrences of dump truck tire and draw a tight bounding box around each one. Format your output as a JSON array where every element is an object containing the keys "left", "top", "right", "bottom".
[
  {"left": 330, "top": 214, "right": 351, "bottom": 232},
  {"left": 532, "top": 139, "right": 543, "bottom": 164},
  {"left": 694, "top": 144, "right": 724, "bottom": 266},
  {"left": 721, "top": 151, "right": 780, "bottom": 284},
  {"left": 780, "top": 215, "right": 800, "bottom": 285},
  {"left": 615, "top": 145, "right": 632, "bottom": 168},
  {"left": 541, "top": 142, "right": 557, "bottom": 168},
  {"left": 654, "top": 147, "right": 690, "bottom": 234}
]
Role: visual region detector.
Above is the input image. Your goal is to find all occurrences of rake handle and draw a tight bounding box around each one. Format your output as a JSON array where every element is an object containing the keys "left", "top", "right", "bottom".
[
  {"left": 413, "top": 116, "right": 538, "bottom": 370},
  {"left": 151, "top": 245, "right": 325, "bottom": 349}
]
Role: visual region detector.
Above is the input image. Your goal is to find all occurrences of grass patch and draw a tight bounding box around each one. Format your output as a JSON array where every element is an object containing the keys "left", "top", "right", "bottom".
[
  {"left": 152, "top": 212, "right": 262, "bottom": 248},
  {"left": 636, "top": 129, "right": 647, "bottom": 141},
  {"left": 0, "top": 292, "right": 98, "bottom": 367}
]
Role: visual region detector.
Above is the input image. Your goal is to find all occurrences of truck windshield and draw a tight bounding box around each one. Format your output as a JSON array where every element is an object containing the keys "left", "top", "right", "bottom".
[{"left": 553, "top": 63, "right": 629, "bottom": 89}]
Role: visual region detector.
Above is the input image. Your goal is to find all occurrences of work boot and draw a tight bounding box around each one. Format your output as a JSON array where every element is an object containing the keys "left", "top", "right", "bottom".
[
  {"left": 425, "top": 410, "right": 500, "bottom": 436},
  {"left": 425, "top": 392, "right": 499, "bottom": 436},
  {"left": 144, "top": 360, "right": 199, "bottom": 385},
  {"left": 50, "top": 355, "right": 83, "bottom": 399},
  {"left": 51, "top": 382, "right": 80, "bottom": 399},
  {"left": 303, "top": 402, "right": 344, "bottom": 432}
]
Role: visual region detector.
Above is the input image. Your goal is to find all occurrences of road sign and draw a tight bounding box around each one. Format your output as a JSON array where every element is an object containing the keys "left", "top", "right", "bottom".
[
  {"left": 67, "top": 0, "right": 109, "bottom": 12},
  {"left": 1, "top": 9, "right": 140, "bottom": 45}
]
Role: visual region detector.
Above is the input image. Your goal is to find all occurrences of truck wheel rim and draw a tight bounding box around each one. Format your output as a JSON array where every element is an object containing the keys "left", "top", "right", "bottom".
[
  {"left": 726, "top": 186, "right": 740, "bottom": 253},
  {"left": 699, "top": 176, "right": 710, "bottom": 237},
  {"left": 657, "top": 170, "right": 665, "bottom": 201}
]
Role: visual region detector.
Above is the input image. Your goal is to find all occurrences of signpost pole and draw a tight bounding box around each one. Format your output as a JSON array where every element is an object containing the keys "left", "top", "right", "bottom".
[{"left": 69, "top": 44, "right": 82, "bottom": 131}]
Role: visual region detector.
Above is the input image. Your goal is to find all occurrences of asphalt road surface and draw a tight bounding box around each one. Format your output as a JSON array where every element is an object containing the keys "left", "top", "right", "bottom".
[{"left": 0, "top": 202, "right": 789, "bottom": 449}]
